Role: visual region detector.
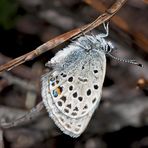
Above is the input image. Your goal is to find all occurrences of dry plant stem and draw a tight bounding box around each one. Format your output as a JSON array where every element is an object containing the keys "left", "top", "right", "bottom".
[
  {"left": 84, "top": 0, "right": 148, "bottom": 53},
  {"left": 0, "top": 101, "right": 44, "bottom": 129},
  {"left": 0, "top": 0, "right": 127, "bottom": 129},
  {"left": 143, "top": 0, "right": 148, "bottom": 4},
  {"left": 0, "top": 53, "right": 38, "bottom": 80},
  {"left": 1, "top": 72, "right": 36, "bottom": 91},
  {"left": 0, "top": 0, "right": 127, "bottom": 72},
  {"left": 0, "top": 129, "right": 4, "bottom": 148}
]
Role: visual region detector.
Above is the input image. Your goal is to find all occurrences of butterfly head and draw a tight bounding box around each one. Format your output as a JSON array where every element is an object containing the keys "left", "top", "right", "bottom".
[{"left": 95, "top": 36, "right": 114, "bottom": 55}]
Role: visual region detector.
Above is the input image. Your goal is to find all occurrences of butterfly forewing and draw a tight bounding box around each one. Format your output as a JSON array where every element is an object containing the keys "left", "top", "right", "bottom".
[{"left": 41, "top": 36, "right": 106, "bottom": 137}]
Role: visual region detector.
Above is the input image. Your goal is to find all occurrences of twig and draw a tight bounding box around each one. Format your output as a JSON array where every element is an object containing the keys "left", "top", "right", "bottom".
[
  {"left": 84, "top": 0, "right": 148, "bottom": 53},
  {"left": 0, "top": 0, "right": 127, "bottom": 72},
  {"left": 0, "top": 101, "right": 44, "bottom": 129},
  {"left": 0, "top": 129, "right": 4, "bottom": 148},
  {"left": 1, "top": 72, "right": 36, "bottom": 91},
  {"left": 137, "top": 77, "right": 148, "bottom": 95},
  {"left": 0, "top": 53, "right": 38, "bottom": 80},
  {"left": 143, "top": 0, "right": 148, "bottom": 4},
  {"left": 1, "top": 97, "right": 148, "bottom": 135},
  {"left": 0, "top": 79, "right": 8, "bottom": 92},
  {"left": 0, "top": 0, "right": 127, "bottom": 130}
]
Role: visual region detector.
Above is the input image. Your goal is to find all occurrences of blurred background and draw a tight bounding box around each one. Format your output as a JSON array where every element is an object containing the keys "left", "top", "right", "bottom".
[{"left": 0, "top": 0, "right": 148, "bottom": 148}]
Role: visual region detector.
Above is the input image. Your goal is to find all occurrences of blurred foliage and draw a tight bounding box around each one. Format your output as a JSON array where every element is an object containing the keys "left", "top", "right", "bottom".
[{"left": 0, "top": 0, "right": 18, "bottom": 29}]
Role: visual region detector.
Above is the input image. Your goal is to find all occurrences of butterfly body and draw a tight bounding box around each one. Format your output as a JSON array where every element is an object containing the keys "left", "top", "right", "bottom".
[{"left": 42, "top": 34, "right": 108, "bottom": 137}]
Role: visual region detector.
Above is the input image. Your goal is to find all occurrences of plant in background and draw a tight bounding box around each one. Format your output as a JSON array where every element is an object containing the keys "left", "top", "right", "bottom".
[{"left": 0, "top": 0, "right": 18, "bottom": 29}]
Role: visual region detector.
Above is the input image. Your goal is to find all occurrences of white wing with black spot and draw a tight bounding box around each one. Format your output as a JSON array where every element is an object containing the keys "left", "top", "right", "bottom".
[{"left": 41, "top": 36, "right": 106, "bottom": 137}]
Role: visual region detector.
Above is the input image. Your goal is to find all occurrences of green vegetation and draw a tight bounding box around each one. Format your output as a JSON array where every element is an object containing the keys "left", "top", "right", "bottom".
[{"left": 0, "top": 0, "right": 18, "bottom": 29}]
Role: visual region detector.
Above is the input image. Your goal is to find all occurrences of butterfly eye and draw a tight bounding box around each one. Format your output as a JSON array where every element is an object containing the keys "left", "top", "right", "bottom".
[
  {"left": 106, "top": 41, "right": 114, "bottom": 53},
  {"left": 105, "top": 43, "right": 112, "bottom": 54},
  {"left": 106, "top": 44, "right": 111, "bottom": 52}
]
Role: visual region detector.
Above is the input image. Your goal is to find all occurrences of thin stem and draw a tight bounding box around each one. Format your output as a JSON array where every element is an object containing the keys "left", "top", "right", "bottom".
[
  {"left": 0, "top": 0, "right": 127, "bottom": 72},
  {"left": 0, "top": 101, "right": 44, "bottom": 129}
]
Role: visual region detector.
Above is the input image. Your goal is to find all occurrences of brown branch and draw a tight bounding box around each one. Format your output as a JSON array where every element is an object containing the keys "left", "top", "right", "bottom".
[
  {"left": 1, "top": 72, "right": 36, "bottom": 92},
  {"left": 143, "top": 0, "right": 148, "bottom": 4},
  {"left": 84, "top": 0, "right": 148, "bottom": 53},
  {"left": 0, "top": 79, "right": 8, "bottom": 92},
  {"left": 0, "top": 101, "right": 44, "bottom": 129},
  {"left": 0, "top": 53, "right": 38, "bottom": 80},
  {"left": 0, "top": 129, "right": 4, "bottom": 148},
  {"left": 1, "top": 96, "right": 148, "bottom": 136},
  {"left": 0, "top": 0, "right": 127, "bottom": 72}
]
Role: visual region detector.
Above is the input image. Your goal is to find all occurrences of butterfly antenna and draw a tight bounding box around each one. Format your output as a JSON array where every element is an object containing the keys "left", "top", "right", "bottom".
[{"left": 108, "top": 53, "right": 143, "bottom": 67}]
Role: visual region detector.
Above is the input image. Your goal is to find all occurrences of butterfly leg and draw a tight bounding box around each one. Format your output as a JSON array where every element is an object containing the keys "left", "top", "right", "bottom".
[
  {"left": 71, "top": 27, "right": 87, "bottom": 40},
  {"left": 98, "top": 22, "right": 109, "bottom": 38}
]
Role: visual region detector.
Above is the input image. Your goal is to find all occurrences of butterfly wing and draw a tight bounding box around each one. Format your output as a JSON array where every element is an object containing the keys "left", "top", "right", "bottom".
[
  {"left": 41, "top": 37, "right": 106, "bottom": 137},
  {"left": 42, "top": 74, "right": 93, "bottom": 137}
]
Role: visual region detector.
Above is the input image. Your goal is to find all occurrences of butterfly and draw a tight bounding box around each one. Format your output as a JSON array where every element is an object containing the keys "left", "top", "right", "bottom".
[{"left": 41, "top": 23, "right": 142, "bottom": 137}]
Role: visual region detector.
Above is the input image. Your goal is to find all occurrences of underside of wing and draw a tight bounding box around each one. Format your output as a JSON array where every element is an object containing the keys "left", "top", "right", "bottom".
[
  {"left": 41, "top": 41, "right": 106, "bottom": 137},
  {"left": 41, "top": 53, "right": 106, "bottom": 137},
  {"left": 48, "top": 54, "right": 106, "bottom": 118},
  {"left": 41, "top": 74, "right": 97, "bottom": 137}
]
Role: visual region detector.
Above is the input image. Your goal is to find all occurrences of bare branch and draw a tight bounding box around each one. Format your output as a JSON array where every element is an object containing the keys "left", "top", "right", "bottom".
[
  {"left": 84, "top": 0, "right": 148, "bottom": 53},
  {"left": 0, "top": 101, "right": 44, "bottom": 129},
  {"left": 0, "top": 53, "right": 39, "bottom": 80},
  {"left": 0, "top": 0, "right": 127, "bottom": 72},
  {"left": 0, "top": 129, "right": 4, "bottom": 148}
]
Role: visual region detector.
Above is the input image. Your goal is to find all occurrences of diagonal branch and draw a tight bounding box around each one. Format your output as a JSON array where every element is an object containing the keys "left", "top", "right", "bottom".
[
  {"left": 84, "top": 0, "right": 148, "bottom": 53},
  {"left": 0, "top": 101, "right": 44, "bottom": 129},
  {"left": 0, "top": 129, "right": 4, "bottom": 148},
  {"left": 0, "top": 0, "right": 127, "bottom": 72},
  {"left": 0, "top": 0, "right": 127, "bottom": 129}
]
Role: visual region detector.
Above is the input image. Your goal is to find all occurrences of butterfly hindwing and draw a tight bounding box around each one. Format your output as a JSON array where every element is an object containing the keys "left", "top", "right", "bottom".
[{"left": 41, "top": 35, "right": 106, "bottom": 137}]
